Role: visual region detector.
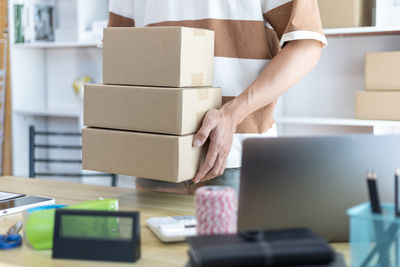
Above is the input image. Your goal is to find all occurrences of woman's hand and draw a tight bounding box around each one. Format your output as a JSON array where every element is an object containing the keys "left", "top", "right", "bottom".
[
  {"left": 192, "top": 108, "right": 237, "bottom": 183},
  {"left": 191, "top": 40, "right": 322, "bottom": 184}
]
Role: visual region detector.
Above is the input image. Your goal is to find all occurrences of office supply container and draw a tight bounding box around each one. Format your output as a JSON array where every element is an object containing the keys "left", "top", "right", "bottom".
[{"left": 347, "top": 203, "right": 400, "bottom": 267}]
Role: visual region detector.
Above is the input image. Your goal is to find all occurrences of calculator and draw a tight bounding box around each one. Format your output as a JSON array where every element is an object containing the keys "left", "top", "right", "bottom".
[{"left": 146, "top": 215, "right": 197, "bottom": 242}]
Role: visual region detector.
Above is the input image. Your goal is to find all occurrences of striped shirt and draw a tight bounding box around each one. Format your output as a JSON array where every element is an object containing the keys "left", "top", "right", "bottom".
[{"left": 109, "top": 0, "right": 327, "bottom": 168}]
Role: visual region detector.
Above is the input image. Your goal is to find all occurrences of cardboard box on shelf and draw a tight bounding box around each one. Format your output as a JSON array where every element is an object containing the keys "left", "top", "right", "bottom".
[
  {"left": 318, "top": 0, "right": 372, "bottom": 28},
  {"left": 103, "top": 27, "right": 215, "bottom": 87},
  {"left": 82, "top": 128, "right": 205, "bottom": 183},
  {"left": 365, "top": 51, "right": 400, "bottom": 91},
  {"left": 84, "top": 84, "right": 222, "bottom": 135},
  {"left": 355, "top": 91, "right": 400, "bottom": 121}
]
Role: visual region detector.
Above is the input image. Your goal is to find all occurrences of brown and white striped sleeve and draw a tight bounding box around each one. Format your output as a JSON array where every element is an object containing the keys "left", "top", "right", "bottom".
[{"left": 262, "top": 0, "right": 327, "bottom": 48}]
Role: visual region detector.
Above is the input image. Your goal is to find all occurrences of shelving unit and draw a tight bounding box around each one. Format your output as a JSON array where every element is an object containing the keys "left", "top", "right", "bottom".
[
  {"left": 276, "top": 116, "right": 400, "bottom": 135},
  {"left": 14, "top": 107, "right": 82, "bottom": 118},
  {"left": 278, "top": 25, "right": 400, "bottom": 137},
  {"left": 0, "top": 39, "right": 7, "bottom": 174},
  {"left": 9, "top": 0, "right": 108, "bottom": 177},
  {"left": 12, "top": 41, "right": 99, "bottom": 49},
  {"left": 276, "top": 116, "right": 400, "bottom": 127},
  {"left": 324, "top": 26, "right": 400, "bottom": 36}
]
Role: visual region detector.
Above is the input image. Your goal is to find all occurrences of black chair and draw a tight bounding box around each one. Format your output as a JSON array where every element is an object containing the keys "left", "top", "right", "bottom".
[{"left": 29, "top": 125, "right": 118, "bottom": 187}]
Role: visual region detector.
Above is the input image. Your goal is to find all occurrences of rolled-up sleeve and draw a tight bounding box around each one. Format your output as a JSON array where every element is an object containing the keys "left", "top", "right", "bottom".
[{"left": 263, "top": 0, "right": 327, "bottom": 48}]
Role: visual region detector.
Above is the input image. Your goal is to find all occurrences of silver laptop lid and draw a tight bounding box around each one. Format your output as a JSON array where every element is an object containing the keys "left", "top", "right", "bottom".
[{"left": 238, "top": 135, "right": 400, "bottom": 242}]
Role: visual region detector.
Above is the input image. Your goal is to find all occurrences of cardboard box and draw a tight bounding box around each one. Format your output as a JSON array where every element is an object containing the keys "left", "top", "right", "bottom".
[
  {"left": 365, "top": 51, "right": 400, "bottom": 91},
  {"left": 318, "top": 0, "right": 372, "bottom": 28},
  {"left": 84, "top": 84, "right": 222, "bottom": 135},
  {"left": 355, "top": 91, "right": 400, "bottom": 120},
  {"left": 82, "top": 128, "right": 205, "bottom": 183},
  {"left": 103, "top": 27, "right": 215, "bottom": 87}
]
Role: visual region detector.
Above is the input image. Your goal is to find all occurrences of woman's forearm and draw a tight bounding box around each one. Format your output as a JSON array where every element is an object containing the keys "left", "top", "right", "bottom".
[{"left": 222, "top": 39, "right": 322, "bottom": 127}]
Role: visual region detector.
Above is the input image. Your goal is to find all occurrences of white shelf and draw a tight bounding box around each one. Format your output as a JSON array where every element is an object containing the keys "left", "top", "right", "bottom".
[
  {"left": 324, "top": 26, "right": 400, "bottom": 36},
  {"left": 11, "top": 28, "right": 400, "bottom": 48},
  {"left": 12, "top": 41, "right": 99, "bottom": 49},
  {"left": 275, "top": 116, "right": 400, "bottom": 128},
  {"left": 13, "top": 108, "right": 82, "bottom": 118}
]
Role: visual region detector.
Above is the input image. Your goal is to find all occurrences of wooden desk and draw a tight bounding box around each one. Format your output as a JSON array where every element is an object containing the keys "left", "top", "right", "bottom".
[{"left": 0, "top": 176, "right": 350, "bottom": 266}]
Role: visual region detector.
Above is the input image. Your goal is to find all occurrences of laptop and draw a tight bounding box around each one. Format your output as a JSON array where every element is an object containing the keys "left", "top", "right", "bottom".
[{"left": 238, "top": 135, "right": 400, "bottom": 242}]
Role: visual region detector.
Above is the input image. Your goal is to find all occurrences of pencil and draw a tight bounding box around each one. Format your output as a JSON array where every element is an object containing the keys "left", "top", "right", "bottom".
[
  {"left": 365, "top": 172, "right": 387, "bottom": 266},
  {"left": 367, "top": 172, "right": 382, "bottom": 214}
]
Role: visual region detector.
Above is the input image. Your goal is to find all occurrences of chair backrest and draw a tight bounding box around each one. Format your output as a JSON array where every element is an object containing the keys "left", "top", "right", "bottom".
[{"left": 29, "top": 125, "right": 117, "bottom": 186}]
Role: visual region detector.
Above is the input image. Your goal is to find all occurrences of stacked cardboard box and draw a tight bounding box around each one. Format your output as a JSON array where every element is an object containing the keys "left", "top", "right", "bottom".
[
  {"left": 82, "top": 27, "right": 222, "bottom": 182},
  {"left": 318, "top": 0, "right": 372, "bottom": 28},
  {"left": 355, "top": 51, "right": 400, "bottom": 120}
]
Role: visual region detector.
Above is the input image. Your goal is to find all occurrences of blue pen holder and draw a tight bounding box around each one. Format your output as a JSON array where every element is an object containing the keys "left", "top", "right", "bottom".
[{"left": 347, "top": 203, "right": 400, "bottom": 267}]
